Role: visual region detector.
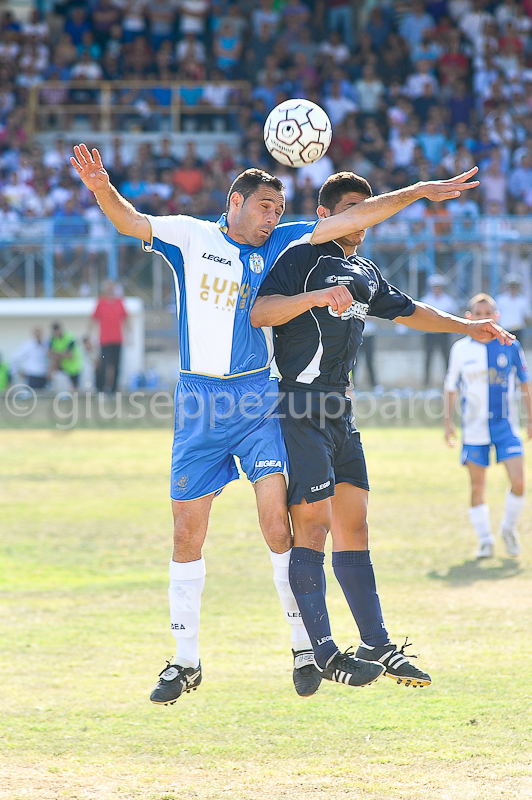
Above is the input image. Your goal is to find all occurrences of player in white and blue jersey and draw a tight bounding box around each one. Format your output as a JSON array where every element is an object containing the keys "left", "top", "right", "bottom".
[
  {"left": 445, "top": 294, "right": 532, "bottom": 559},
  {"left": 71, "top": 142, "right": 482, "bottom": 703}
]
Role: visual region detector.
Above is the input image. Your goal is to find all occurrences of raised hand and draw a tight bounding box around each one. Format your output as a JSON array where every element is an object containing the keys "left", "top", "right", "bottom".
[
  {"left": 71, "top": 144, "right": 110, "bottom": 193},
  {"left": 421, "top": 167, "right": 480, "bottom": 202},
  {"left": 467, "top": 319, "right": 515, "bottom": 345}
]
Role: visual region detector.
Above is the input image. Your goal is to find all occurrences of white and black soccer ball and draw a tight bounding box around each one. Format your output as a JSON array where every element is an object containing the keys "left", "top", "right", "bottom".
[{"left": 263, "top": 99, "right": 332, "bottom": 168}]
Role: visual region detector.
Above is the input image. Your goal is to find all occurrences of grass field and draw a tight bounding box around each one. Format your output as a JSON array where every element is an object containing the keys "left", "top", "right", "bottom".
[{"left": 0, "top": 428, "right": 531, "bottom": 800}]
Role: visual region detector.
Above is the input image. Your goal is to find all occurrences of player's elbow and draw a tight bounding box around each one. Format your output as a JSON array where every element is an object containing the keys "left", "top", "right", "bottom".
[
  {"left": 250, "top": 298, "right": 271, "bottom": 328},
  {"left": 249, "top": 307, "right": 264, "bottom": 328}
]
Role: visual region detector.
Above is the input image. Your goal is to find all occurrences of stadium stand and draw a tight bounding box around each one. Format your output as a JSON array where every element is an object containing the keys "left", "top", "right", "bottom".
[{"left": 1, "top": 0, "right": 532, "bottom": 310}]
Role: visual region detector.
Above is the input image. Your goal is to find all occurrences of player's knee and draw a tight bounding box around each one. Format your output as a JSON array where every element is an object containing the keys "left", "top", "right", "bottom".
[
  {"left": 511, "top": 478, "right": 525, "bottom": 496},
  {"left": 263, "top": 514, "right": 292, "bottom": 553}
]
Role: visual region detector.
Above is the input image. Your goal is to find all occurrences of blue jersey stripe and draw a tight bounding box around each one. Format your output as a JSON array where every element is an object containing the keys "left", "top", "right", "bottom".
[{"left": 152, "top": 237, "right": 190, "bottom": 371}]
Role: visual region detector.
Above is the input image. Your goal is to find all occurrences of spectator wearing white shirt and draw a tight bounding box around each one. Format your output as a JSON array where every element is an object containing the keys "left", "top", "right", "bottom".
[
  {"left": 405, "top": 60, "right": 439, "bottom": 99},
  {"left": 323, "top": 81, "right": 358, "bottom": 127},
  {"left": 318, "top": 30, "right": 350, "bottom": 66},
  {"left": 354, "top": 63, "right": 385, "bottom": 116},
  {"left": 70, "top": 51, "right": 103, "bottom": 80},
  {"left": 176, "top": 32, "right": 206, "bottom": 66},
  {"left": 251, "top": 0, "right": 280, "bottom": 35},
  {"left": 178, "top": 0, "right": 210, "bottom": 37},
  {"left": 421, "top": 274, "right": 459, "bottom": 385},
  {"left": 10, "top": 328, "right": 49, "bottom": 389},
  {"left": 389, "top": 123, "right": 417, "bottom": 168},
  {"left": 495, "top": 274, "right": 532, "bottom": 341},
  {"left": 295, "top": 153, "right": 334, "bottom": 189}
]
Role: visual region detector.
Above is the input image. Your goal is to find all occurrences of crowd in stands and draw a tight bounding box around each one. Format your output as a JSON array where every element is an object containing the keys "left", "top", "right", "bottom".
[{"left": 1, "top": 0, "right": 532, "bottom": 241}]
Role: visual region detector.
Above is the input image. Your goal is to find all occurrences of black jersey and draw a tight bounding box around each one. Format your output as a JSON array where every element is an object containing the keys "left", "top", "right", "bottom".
[{"left": 257, "top": 240, "right": 416, "bottom": 392}]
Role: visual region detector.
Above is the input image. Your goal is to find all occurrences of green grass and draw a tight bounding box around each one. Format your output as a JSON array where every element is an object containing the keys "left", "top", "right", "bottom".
[{"left": 0, "top": 429, "right": 531, "bottom": 800}]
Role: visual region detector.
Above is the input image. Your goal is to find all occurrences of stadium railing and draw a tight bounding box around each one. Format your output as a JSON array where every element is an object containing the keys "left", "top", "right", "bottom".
[
  {"left": 1, "top": 215, "right": 532, "bottom": 307},
  {"left": 26, "top": 80, "right": 251, "bottom": 135}
]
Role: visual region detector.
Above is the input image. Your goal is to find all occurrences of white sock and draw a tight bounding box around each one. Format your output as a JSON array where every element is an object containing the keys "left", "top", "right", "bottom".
[
  {"left": 468, "top": 504, "right": 493, "bottom": 544},
  {"left": 270, "top": 549, "right": 311, "bottom": 651},
  {"left": 168, "top": 557, "right": 206, "bottom": 669},
  {"left": 502, "top": 491, "right": 526, "bottom": 530}
]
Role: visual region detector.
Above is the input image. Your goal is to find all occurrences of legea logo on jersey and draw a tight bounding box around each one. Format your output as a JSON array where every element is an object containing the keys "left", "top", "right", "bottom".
[
  {"left": 328, "top": 301, "right": 369, "bottom": 321},
  {"left": 249, "top": 253, "right": 265, "bottom": 274}
]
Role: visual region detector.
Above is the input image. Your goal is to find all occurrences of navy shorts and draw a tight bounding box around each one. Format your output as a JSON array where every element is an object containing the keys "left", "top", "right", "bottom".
[{"left": 279, "top": 389, "right": 369, "bottom": 506}]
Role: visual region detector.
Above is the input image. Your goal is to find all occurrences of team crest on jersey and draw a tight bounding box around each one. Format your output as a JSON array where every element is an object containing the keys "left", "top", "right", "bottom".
[
  {"left": 497, "top": 353, "right": 508, "bottom": 368},
  {"left": 249, "top": 253, "right": 265, "bottom": 274},
  {"left": 367, "top": 279, "right": 378, "bottom": 299}
]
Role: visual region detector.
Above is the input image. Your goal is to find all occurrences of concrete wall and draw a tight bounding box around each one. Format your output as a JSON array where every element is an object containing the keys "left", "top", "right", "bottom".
[{"left": 0, "top": 297, "right": 144, "bottom": 390}]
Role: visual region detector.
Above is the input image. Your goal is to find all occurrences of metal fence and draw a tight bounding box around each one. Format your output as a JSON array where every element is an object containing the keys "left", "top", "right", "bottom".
[
  {"left": 27, "top": 80, "right": 250, "bottom": 135},
  {"left": 1, "top": 214, "right": 532, "bottom": 308}
]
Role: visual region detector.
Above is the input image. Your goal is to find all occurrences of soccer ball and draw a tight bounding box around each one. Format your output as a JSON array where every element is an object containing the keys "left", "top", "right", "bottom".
[{"left": 263, "top": 99, "right": 332, "bottom": 168}]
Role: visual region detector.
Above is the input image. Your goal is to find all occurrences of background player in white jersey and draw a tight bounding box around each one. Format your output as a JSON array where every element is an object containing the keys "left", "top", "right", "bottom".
[
  {"left": 444, "top": 294, "right": 532, "bottom": 559},
  {"left": 252, "top": 173, "right": 514, "bottom": 694},
  {"left": 70, "top": 143, "right": 481, "bottom": 704}
]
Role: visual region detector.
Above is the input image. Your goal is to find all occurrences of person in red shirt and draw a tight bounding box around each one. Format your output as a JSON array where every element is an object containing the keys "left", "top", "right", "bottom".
[{"left": 88, "top": 279, "right": 129, "bottom": 393}]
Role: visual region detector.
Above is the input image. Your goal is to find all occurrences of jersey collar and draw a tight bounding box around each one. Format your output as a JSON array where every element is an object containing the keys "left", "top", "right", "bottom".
[{"left": 217, "top": 213, "right": 228, "bottom": 233}]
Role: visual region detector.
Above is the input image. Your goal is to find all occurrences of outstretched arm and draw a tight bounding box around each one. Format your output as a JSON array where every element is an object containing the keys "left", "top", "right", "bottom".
[
  {"left": 71, "top": 143, "right": 151, "bottom": 241},
  {"left": 311, "top": 168, "right": 480, "bottom": 244},
  {"left": 250, "top": 285, "right": 353, "bottom": 328},
  {"left": 395, "top": 302, "right": 515, "bottom": 345}
]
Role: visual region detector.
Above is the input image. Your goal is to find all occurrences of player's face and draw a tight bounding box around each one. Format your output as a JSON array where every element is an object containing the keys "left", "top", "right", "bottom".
[
  {"left": 322, "top": 192, "right": 369, "bottom": 252},
  {"left": 228, "top": 187, "right": 285, "bottom": 247},
  {"left": 468, "top": 302, "right": 497, "bottom": 321}
]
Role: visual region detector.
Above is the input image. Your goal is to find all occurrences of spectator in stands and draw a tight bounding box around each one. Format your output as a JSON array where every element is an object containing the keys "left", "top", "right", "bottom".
[
  {"left": 120, "top": 166, "right": 148, "bottom": 203},
  {"left": 509, "top": 153, "right": 532, "bottom": 203},
  {"left": 326, "top": 0, "right": 355, "bottom": 49},
  {"left": 399, "top": 1, "right": 435, "bottom": 49},
  {"left": 147, "top": 0, "right": 176, "bottom": 52},
  {"left": 92, "top": 0, "right": 122, "bottom": 48},
  {"left": 64, "top": 7, "right": 91, "bottom": 48},
  {"left": 479, "top": 156, "right": 508, "bottom": 212},
  {"left": 495, "top": 274, "right": 532, "bottom": 342}
]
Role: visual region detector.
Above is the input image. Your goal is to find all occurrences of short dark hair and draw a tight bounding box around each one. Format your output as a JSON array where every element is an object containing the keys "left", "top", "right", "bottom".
[
  {"left": 226, "top": 168, "right": 284, "bottom": 212},
  {"left": 318, "top": 172, "right": 373, "bottom": 211}
]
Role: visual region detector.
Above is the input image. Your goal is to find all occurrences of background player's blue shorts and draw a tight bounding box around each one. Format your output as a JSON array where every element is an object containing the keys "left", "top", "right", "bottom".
[
  {"left": 170, "top": 369, "right": 287, "bottom": 501},
  {"left": 461, "top": 427, "right": 523, "bottom": 467}
]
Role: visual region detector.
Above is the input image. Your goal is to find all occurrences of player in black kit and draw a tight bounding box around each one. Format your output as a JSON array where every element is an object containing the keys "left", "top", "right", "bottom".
[{"left": 250, "top": 172, "right": 513, "bottom": 695}]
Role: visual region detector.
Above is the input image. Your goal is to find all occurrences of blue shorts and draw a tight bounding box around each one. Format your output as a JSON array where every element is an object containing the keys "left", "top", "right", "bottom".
[
  {"left": 170, "top": 369, "right": 287, "bottom": 501},
  {"left": 461, "top": 429, "right": 523, "bottom": 467}
]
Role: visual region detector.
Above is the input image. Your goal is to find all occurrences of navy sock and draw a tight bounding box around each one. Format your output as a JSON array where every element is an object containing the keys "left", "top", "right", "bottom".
[
  {"left": 289, "top": 547, "right": 338, "bottom": 669},
  {"left": 332, "top": 550, "right": 389, "bottom": 647}
]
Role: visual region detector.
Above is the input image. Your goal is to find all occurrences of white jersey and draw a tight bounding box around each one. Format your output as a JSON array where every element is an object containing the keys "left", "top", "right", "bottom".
[
  {"left": 10, "top": 338, "right": 48, "bottom": 378},
  {"left": 495, "top": 292, "right": 531, "bottom": 332},
  {"left": 444, "top": 337, "right": 530, "bottom": 444},
  {"left": 143, "top": 214, "right": 317, "bottom": 378}
]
